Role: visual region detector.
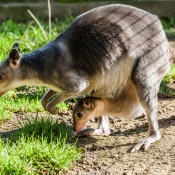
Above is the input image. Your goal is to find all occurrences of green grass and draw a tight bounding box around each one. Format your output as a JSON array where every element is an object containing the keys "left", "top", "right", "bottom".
[
  {"left": 160, "top": 17, "right": 175, "bottom": 92},
  {"left": 159, "top": 64, "right": 175, "bottom": 97},
  {"left": 159, "top": 17, "right": 175, "bottom": 96},
  {"left": 0, "top": 87, "right": 71, "bottom": 121},
  {"left": 163, "top": 64, "right": 175, "bottom": 83},
  {"left": 161, "top": 17, "right": 175, "bottom": 38},
  {"left": 0, "top": 17, "right": 73, "bottom": 59},
  {"left": 0, "top": 115, "right": 81, "bottom": 174}
]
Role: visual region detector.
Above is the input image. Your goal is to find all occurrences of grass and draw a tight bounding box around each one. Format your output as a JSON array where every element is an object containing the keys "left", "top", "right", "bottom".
[
  {"left": 160, "top": 17, "right": 175, "bottom": 97},
  {"left": 159, "top": 64, "right": 175, "bottom": 97},
  {"left": 0, "top": 114, "right": 81, "bottom": 174},
  {"left": 161, "top": 17, "right": 175, "bottom": 39},
  {"left": 0, "top": 17, "right": 73, "bottom": 59},
  {"left": 163, "top": 64, "right": 175, "bottom": 83}
]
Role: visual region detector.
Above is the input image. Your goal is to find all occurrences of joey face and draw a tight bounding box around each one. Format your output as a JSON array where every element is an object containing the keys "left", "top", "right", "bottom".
[
  {"left": 72, "top": 97, "right": 97, "bottom": 131},
  {"left": 0, "top": 43, "right": 22, "bottom": 96}
]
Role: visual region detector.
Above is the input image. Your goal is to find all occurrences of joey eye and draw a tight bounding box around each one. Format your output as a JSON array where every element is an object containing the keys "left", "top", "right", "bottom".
[
  {"left": 77, "top": 112, "right": 83, "bottom": 118},
  {"left": 0, "top": 74, "right": 3, "bottom": 80}
]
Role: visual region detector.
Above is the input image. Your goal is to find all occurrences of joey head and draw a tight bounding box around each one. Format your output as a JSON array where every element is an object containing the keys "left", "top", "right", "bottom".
[{"left": 0, "top": 4, "right": 175, "bottom": 152}]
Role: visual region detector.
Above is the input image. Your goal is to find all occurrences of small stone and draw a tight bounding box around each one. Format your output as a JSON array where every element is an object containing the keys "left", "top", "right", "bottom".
[
  {"left": 102, "top": 162, "right": 108, "bottom": 166},
  {"left": 91, "top": 144, "right": 99, "bottom": 151},
  {"left": 93, "top": 161, "right": 98, "bottom": 166},
  {"left": 80, "top": 158, "right": 86, "bottom": 164},
  {"left": 80, "top": 147, "right": 87, "bottom": 153}
]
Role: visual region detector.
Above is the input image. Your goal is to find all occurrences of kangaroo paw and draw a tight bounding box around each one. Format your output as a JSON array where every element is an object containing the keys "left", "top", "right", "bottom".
[
  {"left": 46, "top": 106, "right": 58, "bottom": 115},
  {"left": 130, "top": 133, "right": 161, "bottom": 153}
]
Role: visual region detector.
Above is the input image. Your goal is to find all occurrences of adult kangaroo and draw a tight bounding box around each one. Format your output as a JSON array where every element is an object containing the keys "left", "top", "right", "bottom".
[{"left": 0, "top": 4, "right": 173, "bottom": 152}]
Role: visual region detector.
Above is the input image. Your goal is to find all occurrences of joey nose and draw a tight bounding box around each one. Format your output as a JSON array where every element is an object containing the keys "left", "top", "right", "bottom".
[
  {"left": 74, "top": 124, "right": 85, "bottom": 131},
  {"left": 73, "top": 126, "right": 82, "bottom": 132},
  {"left": 73, "top": 125, "right": 80, "bottom": 132}
]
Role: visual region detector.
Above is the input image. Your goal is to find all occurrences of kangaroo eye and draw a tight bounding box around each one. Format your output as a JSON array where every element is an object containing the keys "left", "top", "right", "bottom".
[
  {"left": 77, "top": 112, "right": 83, "bottom": 118},
  {"left": 0, "top": 74, "right": 3, "bottom": 80}
]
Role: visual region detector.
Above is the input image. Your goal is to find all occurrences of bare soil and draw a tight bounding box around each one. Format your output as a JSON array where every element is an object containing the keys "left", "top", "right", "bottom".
[{"left": 0, "top": 43, "right": 175, "bottom": 175}]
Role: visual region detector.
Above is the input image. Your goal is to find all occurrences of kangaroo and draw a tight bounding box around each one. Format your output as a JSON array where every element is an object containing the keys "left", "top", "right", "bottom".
[{"left": 0, "top": 4, "right": 173, "bottom": 152}]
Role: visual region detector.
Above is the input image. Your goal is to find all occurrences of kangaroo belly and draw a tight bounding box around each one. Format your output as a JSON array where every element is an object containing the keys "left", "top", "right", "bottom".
[
  {"left": 112, "top": 102, "right": 145, "bottom": 120},
  {"left": 105, "top": 81, "right": 145, "bottom": 120}
]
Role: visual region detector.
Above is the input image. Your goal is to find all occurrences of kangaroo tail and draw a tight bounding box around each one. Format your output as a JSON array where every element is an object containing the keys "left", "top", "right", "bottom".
[{"left": 169, "top": 47, "right": 175, "bottom": 64}]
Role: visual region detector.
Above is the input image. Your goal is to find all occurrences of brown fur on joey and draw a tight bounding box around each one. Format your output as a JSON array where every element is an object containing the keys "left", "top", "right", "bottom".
[{"left": 73, "top": 97, "right": 99, "bottom": 131}]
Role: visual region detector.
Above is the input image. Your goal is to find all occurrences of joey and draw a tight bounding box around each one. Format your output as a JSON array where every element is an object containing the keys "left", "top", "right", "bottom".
[
  {"left": 0, "top": 4, "right": 174, "bottom": 151},
  {"left": 73, "top": 81, "right": 145, "bottom": 132}
]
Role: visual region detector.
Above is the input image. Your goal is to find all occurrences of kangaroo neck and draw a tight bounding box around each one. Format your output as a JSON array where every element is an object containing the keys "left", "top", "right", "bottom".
[{"left": 20, "top": 41, "right": 58, "bottom": 81}]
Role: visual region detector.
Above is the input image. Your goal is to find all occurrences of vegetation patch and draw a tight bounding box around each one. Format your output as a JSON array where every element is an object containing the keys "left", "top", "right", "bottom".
[
  {"left": 159, "top": 64, "right": 175, "bottom": 98},
  {"left": 0, "top": 115, "right": 81, "bottom": 174}
]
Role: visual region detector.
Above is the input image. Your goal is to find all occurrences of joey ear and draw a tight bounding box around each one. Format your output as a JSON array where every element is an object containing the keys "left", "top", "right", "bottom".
[
  {"left": 8, "top": 48, "right": 21, "bottom": 68},
  {"left": 83, "top": 97, "right": 92, "bottom": 108}
]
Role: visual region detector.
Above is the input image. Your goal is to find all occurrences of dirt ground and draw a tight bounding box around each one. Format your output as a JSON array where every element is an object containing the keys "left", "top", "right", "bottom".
[
  {"left": 0, "top": 97, "right": 174, "bottom": 175},
  {"left": 0, "top": 42, "right": 175, "bottom": 175}
]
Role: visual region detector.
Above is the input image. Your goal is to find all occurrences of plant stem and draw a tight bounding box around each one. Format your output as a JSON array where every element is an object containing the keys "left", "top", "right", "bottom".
[
  {"left": 27, "top": 9, "right": 48, "bottom": 40},
  {"left": 48, "top": 0, "right": 52, "bottom": 37}
]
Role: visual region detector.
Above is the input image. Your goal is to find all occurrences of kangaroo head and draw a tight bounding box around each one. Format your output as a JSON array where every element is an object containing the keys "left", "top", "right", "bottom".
[
  {"left": 0, "top": 43, "right": 22, "bottom": 96},
  {"left": 72, "top": 96, "right": 100, "bottom": 131}
]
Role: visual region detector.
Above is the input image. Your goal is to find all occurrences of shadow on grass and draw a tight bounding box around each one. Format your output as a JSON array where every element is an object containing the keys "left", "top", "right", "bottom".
[
  {"left": 0, "top": 114, "right": 98, "bottom": 146},
  {"left": 4, "top": 115, "right": 73, "bottom": 143},
  {"left": 15, "top": 86, "right": 47, "bottom": 101},
  {"left": 0, "top": 114, "right": 83, "bottom": 174}
]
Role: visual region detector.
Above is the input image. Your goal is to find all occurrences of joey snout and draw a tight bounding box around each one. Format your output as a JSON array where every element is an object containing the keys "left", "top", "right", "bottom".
[{"left": 73, "top": 122, "right": 86, "bottom": 132}]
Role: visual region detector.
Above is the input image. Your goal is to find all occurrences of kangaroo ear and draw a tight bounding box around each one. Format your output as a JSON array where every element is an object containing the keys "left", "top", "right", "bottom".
[
  {"left": 12, "top": 42, "right": 20, "bottom": 52},
  {"left": 8, "top": 43, "right": 21, "bottom": 68}
]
